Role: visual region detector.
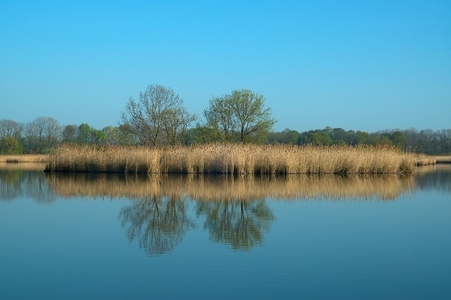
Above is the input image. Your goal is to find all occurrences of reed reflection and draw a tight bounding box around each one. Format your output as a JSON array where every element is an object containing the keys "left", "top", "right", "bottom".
[
  {"left": 119, "top": 195, "right": 195, "bottom": 255},
  {"left": 46, "top": 173, "right": 415, "bottom": 201}
]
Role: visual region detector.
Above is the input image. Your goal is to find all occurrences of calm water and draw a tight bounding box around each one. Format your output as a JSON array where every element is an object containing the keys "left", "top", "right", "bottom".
[{"left": 1, "top": 164, "right": 450, "bottom": 299}]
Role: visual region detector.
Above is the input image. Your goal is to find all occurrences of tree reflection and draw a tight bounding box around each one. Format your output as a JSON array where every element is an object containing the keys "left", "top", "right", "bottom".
[
  {"left": 0, "top": 170, "right": 23, "bottom": 200},
  {"left": 0, "top": 169, "right": 56, "bottom": 202},
  {"left": 119, "top": 195, "right": 195, "bottom": 255},
  {"left": 415, "top": 165, "right": 451, "bottom": 193},
  {"left": 47, "top": 172, "right": 416, "bottom": 201},
  {"left": 196, "top": 200, "right": 274, "bottom": 250}
]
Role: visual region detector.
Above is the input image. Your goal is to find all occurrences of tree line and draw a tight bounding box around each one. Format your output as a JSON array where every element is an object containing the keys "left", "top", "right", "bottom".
[
  {"left": 1, "top": 84, "right": 450, "bottom": 155},
  {"left": 265, "top": 127, "right": 451, "bottom": 155}
]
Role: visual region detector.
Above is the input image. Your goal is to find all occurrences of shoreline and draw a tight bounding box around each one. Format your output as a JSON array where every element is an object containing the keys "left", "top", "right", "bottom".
[
  {"left": 436, "top": 156, "right": 451, "bottom": 164},
  {"left": 2, "top": 151, "right": 446, "bottom": 171},
  {"left": 0, "top": 154, "right": 49, "bottom": 163}
]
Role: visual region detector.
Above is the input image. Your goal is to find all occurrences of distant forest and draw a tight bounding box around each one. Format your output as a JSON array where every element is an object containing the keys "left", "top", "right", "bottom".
[{"left": 1, "top": 117, "right": 450, "bottom": 155}]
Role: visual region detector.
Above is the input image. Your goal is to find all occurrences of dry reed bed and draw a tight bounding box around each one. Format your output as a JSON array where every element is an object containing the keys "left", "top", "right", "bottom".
[
  {"left": 0, "top": 154, "right": 48, "bottom": 163},
  {"left": 415, "top": 154, "right": 437, "bottom": 165},
  {"left": 46, "top": 173, "right": 415, "bottom": 201},
  {"left": 46, "top": 144, "right": 420, "bottom": 175},
  {"left": 0, "top": 162, "right": 46, "bottom": 171},
  {"left": 435, "top": 156, "right": 451, "bottom": 164}
]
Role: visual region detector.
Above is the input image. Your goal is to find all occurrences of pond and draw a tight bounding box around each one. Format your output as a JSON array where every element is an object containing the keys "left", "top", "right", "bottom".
[{"left": 1, "top": 164, "right": 450, "bottom": 299}]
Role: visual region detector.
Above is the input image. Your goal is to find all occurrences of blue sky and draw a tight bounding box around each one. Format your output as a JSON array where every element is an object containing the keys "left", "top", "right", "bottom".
[{"left": 1, "top": 0, "right": 450, "bottom": 133}]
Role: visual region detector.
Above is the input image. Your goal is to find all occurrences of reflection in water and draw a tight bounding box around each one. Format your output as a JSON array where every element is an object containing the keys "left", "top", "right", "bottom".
[
  {"left": 44, "top": 173, "right": 415, "bottom": 254},
  {"left": 45, "top": 173, "right": 416, "bottom": 201},
  {"left": 196, "top": 200, "right": 274, "bottom": 250},
  {"left": 0, "top": 167, "right": 56, "bottom": 203},
  {"left": 3, "top": 166, "right": 450, "bottom": 255},
  {"left": 0, "top": 162, "right": 47, "bottom": 171},
  {"left": 119, "top": 195, "right": 195, "bottom": 255},
  {"left": 0, "top": 169, "right": 22, "bottom": 201},
  {"left": 415, "top": 165, "right": 451, "bottom": 193}
]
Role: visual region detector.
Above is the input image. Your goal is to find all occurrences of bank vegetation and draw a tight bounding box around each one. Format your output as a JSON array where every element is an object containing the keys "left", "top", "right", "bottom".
[
  {"left": 0, "top": 154, "right": 48, "bottom": 163},
  {"left": 45, "top": 144, "right": 431, "bottom": 175}
]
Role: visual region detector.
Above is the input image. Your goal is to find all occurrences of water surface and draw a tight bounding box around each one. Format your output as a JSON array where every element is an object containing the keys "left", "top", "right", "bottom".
[{"left": 1, "top": 164, "right": 450, "bottom": 299}]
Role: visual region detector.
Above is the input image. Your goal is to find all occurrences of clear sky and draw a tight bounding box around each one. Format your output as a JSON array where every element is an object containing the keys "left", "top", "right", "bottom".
[{"left": 1, "top": 0, "right": 450, "bottom": 133}]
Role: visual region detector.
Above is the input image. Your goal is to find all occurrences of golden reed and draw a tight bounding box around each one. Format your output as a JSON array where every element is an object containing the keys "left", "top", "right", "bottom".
[
  {"left": 46, "top": 173, "right": 415, "bottom": 201},
  {"left": 0, "top": 154, "right": 48, "bottom": 163},
  {"left": 45, "top": 144, "right": 431, "bottom": 175}
]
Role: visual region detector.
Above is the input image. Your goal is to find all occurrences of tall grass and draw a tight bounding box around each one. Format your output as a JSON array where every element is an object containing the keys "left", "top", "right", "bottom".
[
  {"left": 415, "top": 154, "right": 437, "bottom": 166},
  {"left": 46, "top": 144, "right": 424, "bottom": 174}
]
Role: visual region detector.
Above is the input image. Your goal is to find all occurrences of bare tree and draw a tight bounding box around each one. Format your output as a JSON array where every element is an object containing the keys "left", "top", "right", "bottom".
[
  {"left": 24, "top": 122, "right": 39, "bottom": 153},
  {"left": 121, "top": 85, "right": 196, "bottom": 146},
  {"left": 43, "top": 117, "right": 61, "bottom": 149},
  {"left": 0, "top": 119, "right": 23, "bottom": 140},
  {"left": 24, "top": 117, "right": 61, "bottom": 153},
  {"left": 437, "top": 129, "right": 451, "bottom": 154}
]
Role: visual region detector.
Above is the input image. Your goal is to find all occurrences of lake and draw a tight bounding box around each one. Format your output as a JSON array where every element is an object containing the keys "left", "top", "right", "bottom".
[{"left": 1, "top": 164, "right": 450, "bottom": 299}]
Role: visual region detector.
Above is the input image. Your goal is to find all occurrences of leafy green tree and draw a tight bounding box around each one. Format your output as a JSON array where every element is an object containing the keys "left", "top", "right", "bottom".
[
  {"left": 284, "top": 129, "right": 301, "bottom": 144},
  {"left": 355, "top": 130, "right": 369, "bottom": 144},
  {"left": 103, "top": 126, "right": 136, "bottom": 145},
  {"left": 185, "top": 125, "right": 217, "bottom": 145},
  {"left": 380, "top": 136, "right": 394, "bottom": 146},
  {"left": 316, "top": 131, "right": 333, "bottom": 145},
  {"left": 102, "top": 125, "right": 136, "bottom": 145},
  {"left": 118, "top": 124, "right": 138, "bottom": 145},
  {"left": 330, "top": 128, "right": 347, "bottom": 144},
  {"left": 77, "top": 123, "right": 108, "bottom": 145},
  {"left": 368, "top": 133, "right": 393, "bottom": 146},
  {"left": 161, "top": 105, "right": 196, "bottom": 145},
  {"left": 204, "top": 96, "right": 236, "bottom": 142},
  {"left": 102, "top": 126, "right": 119, "bottom": 145},
  {"left": 0, "top": 136, "right": 23, "bottom": 154},
  {"left": 204, "top": 89, "right": 276, "bottom": 143},
  {"left": 62, "top": 125, "right": 78, "bottom": 144},
  {"left": 77, "top": 123, "right": 93, "bottom": 144},
  {"left": 91, "top": 129, "right": 107, "bottom": 145},
  {"left": 229, "top": 89, "right": 276, "bottom": 143},
  {"left": 391, "top": 131, "right": 406, "bottom": 149},
  {"left": 298, "top": 130, "right": 332, "bottom": 146},
  {"left": 266, "top": 128, "right": 300, "bottom": 144},
  {"left": 121, "top": 84, "right": 196, "bottom": 146}
]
